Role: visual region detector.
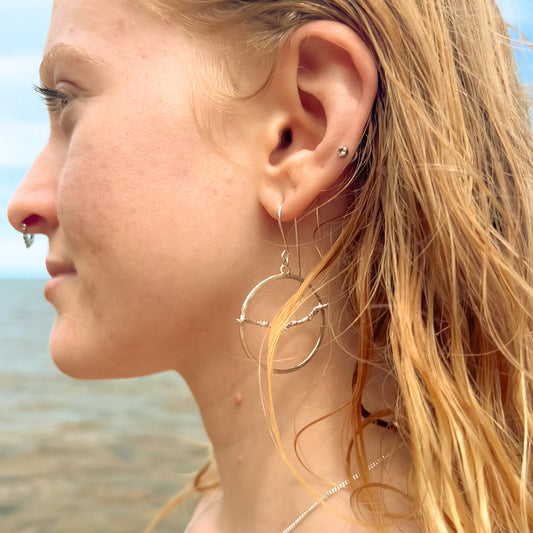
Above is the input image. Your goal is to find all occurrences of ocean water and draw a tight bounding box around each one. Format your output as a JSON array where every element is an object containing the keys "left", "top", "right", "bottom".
[{"left": 0, "top": 280, "right": 208, "bottom": 533}]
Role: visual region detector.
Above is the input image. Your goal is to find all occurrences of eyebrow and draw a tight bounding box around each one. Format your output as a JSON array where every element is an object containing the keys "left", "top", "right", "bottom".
[{"left": 39, "top": 43, "right": 110, "bottom": 85}]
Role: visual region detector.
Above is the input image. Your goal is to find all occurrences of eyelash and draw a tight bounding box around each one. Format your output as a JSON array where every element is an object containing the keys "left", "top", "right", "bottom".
[{"left": 34, "top": 84, "right": 74, "bottom": 116}]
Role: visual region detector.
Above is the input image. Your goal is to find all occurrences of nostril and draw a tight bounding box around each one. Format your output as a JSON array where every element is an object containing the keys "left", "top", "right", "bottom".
[
  {"left": 18, "top": 214, "right": 44, "bottom": 238},
  {"left": 23, "top": 214, "right": 41, "bottom": 228}
]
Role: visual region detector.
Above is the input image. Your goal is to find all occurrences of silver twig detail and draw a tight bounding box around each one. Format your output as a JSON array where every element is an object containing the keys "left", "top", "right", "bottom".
[{"left": 237, "top": 303, "right": 328, "bottom": 330}]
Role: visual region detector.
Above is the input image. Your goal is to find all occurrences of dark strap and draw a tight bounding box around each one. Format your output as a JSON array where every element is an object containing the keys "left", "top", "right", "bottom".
[{"left": 361, "top": 405, "right": 397, "bottom": 430}]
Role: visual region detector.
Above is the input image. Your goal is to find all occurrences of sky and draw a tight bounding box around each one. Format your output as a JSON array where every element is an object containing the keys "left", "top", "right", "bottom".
[{"left": 0, "top": 1, "right": 532, "bottom": 278}]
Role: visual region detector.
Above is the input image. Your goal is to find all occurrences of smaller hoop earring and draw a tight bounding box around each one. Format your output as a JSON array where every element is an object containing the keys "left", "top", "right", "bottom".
[
  {"left": 337, "top": 146, "right": 349, "bottom": 158},
  {"left": 236, "top": 206, "right": 328, "bottom": 374},
  {"left": 22, "top": 223, "right": 34, "bottom": 249}
]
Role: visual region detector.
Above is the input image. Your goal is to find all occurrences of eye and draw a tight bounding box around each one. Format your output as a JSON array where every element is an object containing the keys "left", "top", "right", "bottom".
[{"left": 34, "top": 84, "right": 74, "bottom": 117}]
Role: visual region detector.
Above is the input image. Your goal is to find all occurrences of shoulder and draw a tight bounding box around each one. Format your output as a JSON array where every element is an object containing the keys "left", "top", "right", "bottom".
[{"left": 185, "top": 488, "right": 221, "bottom": 533}]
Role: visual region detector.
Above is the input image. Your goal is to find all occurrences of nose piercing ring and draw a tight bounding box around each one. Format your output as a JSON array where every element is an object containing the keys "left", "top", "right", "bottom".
[{"left": 22, "top": 223, "right": 34, "bottom": 249}]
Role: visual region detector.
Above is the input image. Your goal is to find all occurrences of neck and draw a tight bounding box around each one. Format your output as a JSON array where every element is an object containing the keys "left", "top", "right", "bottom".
[{"left": 181, "top": 339, "right": 399, "bottom": 533}]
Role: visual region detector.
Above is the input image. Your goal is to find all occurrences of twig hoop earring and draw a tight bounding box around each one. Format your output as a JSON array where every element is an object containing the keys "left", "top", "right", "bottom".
[
  {"left": 236, "top": 206, "right": 328, "bottom": 374},
  {"left": 22, "top": 223, "right": 34, "bottom": 249}
]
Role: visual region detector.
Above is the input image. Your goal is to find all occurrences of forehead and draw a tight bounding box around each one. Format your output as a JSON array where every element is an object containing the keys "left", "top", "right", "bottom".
[
  {"left": 45, "top": 0, "right": 176, "bottom": 62},
  {"left": 41, "top": 0, "right": 200, "bottom": 93},
  {"left": 47, "top": 0, "right": 143, "bottom": 41}
]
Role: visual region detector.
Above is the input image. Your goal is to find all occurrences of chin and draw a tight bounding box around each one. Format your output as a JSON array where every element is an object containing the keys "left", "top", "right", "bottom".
[
  {"left": 49, "top": 321, "right": 117, "bottom": 379},
  {"left": 50, "top": 343, "right": 106, "bottom": 379},
  {"left": 49, "top": 324, "right": 168, "bottom": 380},
  {"left": 50, "top": 348, "right": 134, "bottom": 380}
]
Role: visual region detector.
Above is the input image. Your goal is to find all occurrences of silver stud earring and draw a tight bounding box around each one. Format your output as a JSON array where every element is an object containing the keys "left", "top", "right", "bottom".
[
  {"left": 337, "top": 146, "right": 349, "bottom": 158},
  {"left": 22, "top": 223, "right": 34, "bottom": 249},
  {"left": 236, "top": 205, "right": 328, "bottom": 373}
]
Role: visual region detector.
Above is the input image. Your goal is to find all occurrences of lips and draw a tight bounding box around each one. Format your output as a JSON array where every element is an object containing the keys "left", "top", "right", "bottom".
[
  {"left": 44, "top": 258, "right": 77, "bottom": 302},
  {"left": 46, "top": 258, "right": 77, "bottom": 278}
]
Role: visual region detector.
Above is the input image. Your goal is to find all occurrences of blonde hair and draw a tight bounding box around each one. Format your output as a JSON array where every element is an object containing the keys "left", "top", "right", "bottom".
[{"left": 142, "top": 1, "right": 533, "bottom": 531}]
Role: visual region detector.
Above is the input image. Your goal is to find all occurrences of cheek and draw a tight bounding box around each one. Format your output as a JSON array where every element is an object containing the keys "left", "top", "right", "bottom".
[
  {"left": 51, "top": 105, "right": 255, "bottom": 377},
  {"left": 59, "top": 121, "right": 167, "bottom": 240}
]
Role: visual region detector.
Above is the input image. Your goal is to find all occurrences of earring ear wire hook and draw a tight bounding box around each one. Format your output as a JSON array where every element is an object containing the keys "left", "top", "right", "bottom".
[
  {"left": 277, "top": 205, "right": 287, "bottom": 250},
  {"left": 277, "top": 205, "right": 301, "bottom": 278},
  {"left": 277, "top": 205, "right": 291, "bottom": 275},
  {"left": 294, "top": 216, "right": 301, "bottom": 278}
]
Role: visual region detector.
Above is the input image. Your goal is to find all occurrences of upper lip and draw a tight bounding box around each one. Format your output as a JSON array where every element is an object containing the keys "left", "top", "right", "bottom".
[{"left": 46, "top": 258, "right": 76, "bottom": 278}]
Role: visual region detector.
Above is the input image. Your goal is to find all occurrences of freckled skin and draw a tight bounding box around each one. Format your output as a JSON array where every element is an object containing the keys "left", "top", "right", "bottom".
[{"left": 7, "top": 0, "right": 270, "bottom": 380}]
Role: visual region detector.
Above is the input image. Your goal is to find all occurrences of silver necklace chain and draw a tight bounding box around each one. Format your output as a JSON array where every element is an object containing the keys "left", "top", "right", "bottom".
[{"left": 281, "top": 451, "right": 393, "bottom": 533}]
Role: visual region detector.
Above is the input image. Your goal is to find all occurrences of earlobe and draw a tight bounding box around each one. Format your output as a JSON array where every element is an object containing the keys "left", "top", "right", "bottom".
[{"left": 257, "top": 21, "right": 378, "bottom": 221}]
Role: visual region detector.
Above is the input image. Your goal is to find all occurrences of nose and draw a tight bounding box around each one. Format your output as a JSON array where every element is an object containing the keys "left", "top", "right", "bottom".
[{"left": 7, "top": 140, "right": 59, "bottom": 238}]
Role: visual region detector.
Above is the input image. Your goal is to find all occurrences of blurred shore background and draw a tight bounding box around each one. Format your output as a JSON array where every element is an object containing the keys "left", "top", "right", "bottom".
[{"left": 0, "top": 279, "right": 209, "bottom": 533}]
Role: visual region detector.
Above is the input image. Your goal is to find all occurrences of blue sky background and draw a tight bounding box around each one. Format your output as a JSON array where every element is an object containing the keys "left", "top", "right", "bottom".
[{"left": 0, "top": 1, "right": 532, "bottom": 278}]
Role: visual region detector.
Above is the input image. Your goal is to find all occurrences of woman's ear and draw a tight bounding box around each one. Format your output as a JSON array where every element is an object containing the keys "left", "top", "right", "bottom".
[{"left": 256, "top": 20, "right": 378, "bottom": 221}]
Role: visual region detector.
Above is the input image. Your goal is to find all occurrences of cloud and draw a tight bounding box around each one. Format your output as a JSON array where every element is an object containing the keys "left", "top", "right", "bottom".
[
  {"left": 0, "top": 1, "right": 52, "bottom": 55},
  {"left": 0, "top": 53, "right": 47, "bottom": 123},
  {"left": 0, "top": 53, "right": 42, "bottom": 80},
  {"left": 0, "top": 120, "right": 48, "bottom": 169}
]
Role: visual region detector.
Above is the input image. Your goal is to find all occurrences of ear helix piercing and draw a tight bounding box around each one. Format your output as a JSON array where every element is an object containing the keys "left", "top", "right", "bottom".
[
  {"left": 337, "top": 146, "right": 349, "bottom": 158},
  {"left": 236, "top": 205, "right": 328, "bottom": 373},
  {"left": 22, "top": 223, "right": 34, "bottom": 249}
]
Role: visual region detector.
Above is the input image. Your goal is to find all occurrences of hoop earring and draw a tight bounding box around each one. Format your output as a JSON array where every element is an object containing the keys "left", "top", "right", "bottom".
[{"left": 236, "top": 206, "right": 328, "bottom": 374}]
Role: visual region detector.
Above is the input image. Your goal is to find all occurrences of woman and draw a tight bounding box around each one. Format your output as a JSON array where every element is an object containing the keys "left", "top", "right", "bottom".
[{"left": 7, "top": 0, "right": 533, "bottom": 531}]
